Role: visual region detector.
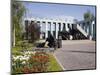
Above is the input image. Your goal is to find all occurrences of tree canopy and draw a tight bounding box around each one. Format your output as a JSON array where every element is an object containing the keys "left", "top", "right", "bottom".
[
  {"left": 28, "top": 21, "right": 40, "bottom": 43},
  {"left": 12, "top": 0, "right": 26, "bottom": 46},
  {"left": 84, "top": 10, "right": 95, "bottom": 22}
]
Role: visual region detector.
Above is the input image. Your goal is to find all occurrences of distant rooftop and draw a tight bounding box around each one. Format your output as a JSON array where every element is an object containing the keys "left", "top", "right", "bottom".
[{"left": 24, "top": 16, "right": 76, "bottom": 23}]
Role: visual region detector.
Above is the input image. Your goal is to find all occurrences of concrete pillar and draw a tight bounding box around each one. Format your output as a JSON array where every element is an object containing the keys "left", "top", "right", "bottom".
[
  {"left": 91, "top": 21, "right": 95, "bottom": 40},
  {"left": 89, "top": 22, "right": 92, "bottom": 37},
  {"left": 52, "top": 22, "right": 56, "bottom": 38},
  {"left": 13, "top": 25, "right": 15, "bottom": 47},
  {"left": 45, "top": 21, "right": 48, "bottom": 38},
  {"left": 61, "top": 22, "right": 63, "bottom": 31},
  {"left": 47, "top": 22, "right": 50, "bottom": 31},
  {"left": 42, "top": 21, "right": 46, "bottom": 39},
  {"left": 40, "top": 21, "right": 42, "bottom": 39},
  {"left": 89, "top": 24, "right": 92, "bottom": 40},
  {"left": 89, "top": 23, "right": 92, "bottom": 38}
]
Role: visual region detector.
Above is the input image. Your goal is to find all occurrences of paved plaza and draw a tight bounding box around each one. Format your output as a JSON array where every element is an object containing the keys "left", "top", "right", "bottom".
[{"left": 54, "top": 40, "right": 96, "bottom": 71}]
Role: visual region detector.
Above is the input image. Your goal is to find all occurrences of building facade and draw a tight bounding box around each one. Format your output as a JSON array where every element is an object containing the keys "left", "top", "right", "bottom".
[{"left": 24, "top": 16, "right": 96, "bottom": 40}]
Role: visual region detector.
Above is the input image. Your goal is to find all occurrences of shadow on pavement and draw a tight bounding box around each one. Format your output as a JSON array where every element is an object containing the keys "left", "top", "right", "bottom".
[{"left": 68, "top": 50, "right": 96, "bottom": 54}]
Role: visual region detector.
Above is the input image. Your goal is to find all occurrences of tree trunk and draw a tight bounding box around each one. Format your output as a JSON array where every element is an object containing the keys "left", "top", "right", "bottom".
[{"left": 13, "top": 26, "right": 15, "bottom": 47}]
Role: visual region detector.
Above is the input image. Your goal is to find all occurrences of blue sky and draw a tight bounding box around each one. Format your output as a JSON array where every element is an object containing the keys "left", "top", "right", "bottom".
[{"left": 22, "top": 2, "right": 96, "bottom": 21}]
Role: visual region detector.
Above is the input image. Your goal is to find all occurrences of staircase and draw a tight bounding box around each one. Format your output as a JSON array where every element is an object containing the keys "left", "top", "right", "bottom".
[
  {"left": 71, "top": 24, "right": 88, "bottom": 40},
  {"left": 60, "top": 24, "right": 88, "bottom": 40},
  {"left": 76, "top": 24, "right": 88, "bottom": 37}
]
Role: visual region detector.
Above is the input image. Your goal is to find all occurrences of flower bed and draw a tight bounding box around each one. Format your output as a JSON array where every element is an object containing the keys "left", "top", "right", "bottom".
[{"left": 12, "top": 51, "right": 49, "bottom": 74}]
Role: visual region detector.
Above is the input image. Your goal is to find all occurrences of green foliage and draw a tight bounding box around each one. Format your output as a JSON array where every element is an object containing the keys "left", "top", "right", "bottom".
[
  {"left": 12, "top": 40, "right": 34, "bottom": 54},
  {"left": 84, "top": 10, "right": 95, "bottom": 22},
  {"left": 12, "top": 50, "right": 22, "bottom": 56},
  {"left": 28, "top": 21, "right": 40, "bottom": 43},
  {"left": 12, "top": 0, "right": 26, "bottom": 46}
]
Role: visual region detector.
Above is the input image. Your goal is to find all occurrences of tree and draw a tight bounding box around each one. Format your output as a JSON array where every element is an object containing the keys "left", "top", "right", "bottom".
[
  {"left": 28, "top": 21, "right": 40, "bottom": 43},
  {"left": 84, "top": 10, "right": 95, "bottom": 36},
  {"left": 84, "top": 10, "right": 95, "bottom": 22},
  {"left": 12, "top": 0, "right": 26, "bottom": 46}
]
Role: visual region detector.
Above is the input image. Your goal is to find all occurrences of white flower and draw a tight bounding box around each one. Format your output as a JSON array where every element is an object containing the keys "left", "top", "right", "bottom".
[
  {"left": 19, "top": 57, "right": 23, "bottom": 61},
  {"left": 12, "top": 63, "right": 15, "bottom": 66},
  {"left": 12, "top": 51, "right": 36, "bottom": 62},
  {"left": 22, "top": 61, "right": 26, "bottom": 64},
  {"left": 25, "top": 57, "right": 29, "bottom": 61},
  {"left": 13, "top": 56, "right": 20, "bottom": 60}
]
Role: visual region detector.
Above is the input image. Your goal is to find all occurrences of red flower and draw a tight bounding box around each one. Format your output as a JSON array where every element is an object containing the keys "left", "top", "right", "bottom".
[{"left": 22, "top": 66, "right": 30, "bottom": 73}]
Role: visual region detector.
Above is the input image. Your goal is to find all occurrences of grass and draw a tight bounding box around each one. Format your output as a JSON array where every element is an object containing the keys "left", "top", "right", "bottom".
[
  {"left": 12, "top": 41, "right": 34, "bottom": 56},
  {"left": 12, "top": 46, "right": 29, "bottom": 52},
  {"left": 47, "top": 54, "right": 63, "bottom": 72},
  {"left": 12, "top": 46, "right": 34, "bottom": 56}
]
